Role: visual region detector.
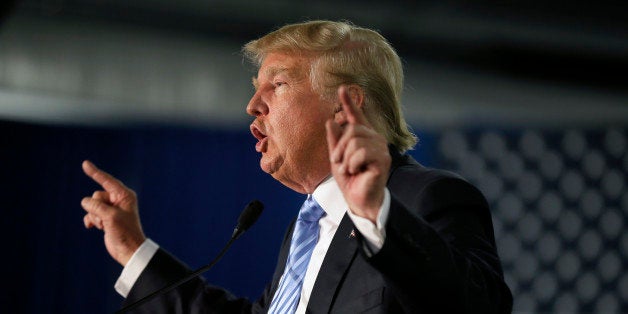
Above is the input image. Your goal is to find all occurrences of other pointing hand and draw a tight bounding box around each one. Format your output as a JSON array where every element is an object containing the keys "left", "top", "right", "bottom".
[{"left": 81, "top": 160, "right": 146, "bottom": 266}]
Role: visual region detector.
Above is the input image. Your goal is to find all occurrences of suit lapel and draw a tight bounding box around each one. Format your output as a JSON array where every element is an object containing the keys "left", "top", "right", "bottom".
[{"left": 306, "top": 214, "right": 359, "bottom": 313}]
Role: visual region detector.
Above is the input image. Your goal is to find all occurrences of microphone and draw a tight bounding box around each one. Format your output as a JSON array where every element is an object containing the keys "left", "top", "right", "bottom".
[
  {"left": 232, "top": 200, "right": 264, "bottom": 239},
  {"left": 117, "top": 200, "right": 264, "bottom": 313}
]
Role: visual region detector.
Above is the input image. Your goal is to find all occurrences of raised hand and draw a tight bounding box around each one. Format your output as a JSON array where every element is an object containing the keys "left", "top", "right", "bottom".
[
  {"left": 81, "top": 160, "right": 146, "bottom": 266},
  {"left": 325, "top": 85, "right": 391, "bottom": 223}
]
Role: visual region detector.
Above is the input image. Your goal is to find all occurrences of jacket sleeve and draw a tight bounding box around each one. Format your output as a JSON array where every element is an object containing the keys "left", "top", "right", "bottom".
[
  {"left": 367, "top": 175, "right": 513, "bottom": 313},
  {"left": 121, "top": 218, "right": 299, "bottom": 314},
  {"left": 122, "top": 248, "right": 273, "bottom": 314}
]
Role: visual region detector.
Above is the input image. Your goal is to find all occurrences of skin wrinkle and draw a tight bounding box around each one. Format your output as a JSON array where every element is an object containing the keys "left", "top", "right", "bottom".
[{"left": 247, "top": 53, "right": 337, "bottom": 194}]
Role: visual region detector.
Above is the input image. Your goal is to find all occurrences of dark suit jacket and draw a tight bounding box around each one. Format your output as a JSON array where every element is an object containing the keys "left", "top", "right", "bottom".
[{"left": 124, "top": 149, "right": 513, "bottom": 313}]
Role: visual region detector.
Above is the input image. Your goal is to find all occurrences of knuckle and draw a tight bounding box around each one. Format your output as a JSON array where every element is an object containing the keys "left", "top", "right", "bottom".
[
  {"left": 358, "top": 146, "right": 368, "bottom": 157},
  {"left": 93, "top": 202, "right": 106, "bottom": 213},
  {"left": 347, "top": 137, "right": 359, "bottom": 149},
  {"left": 91, "top": 201, "right": 113, "bottom": 217},
  {"left": 120, "top": 189, "right": 136, "bottom": 199},
  {"left": 81, "top": 197, "right": 93, "bottom": 210},
  {"left": 121, "top": 192, "right": 137, "bottom": 205}
]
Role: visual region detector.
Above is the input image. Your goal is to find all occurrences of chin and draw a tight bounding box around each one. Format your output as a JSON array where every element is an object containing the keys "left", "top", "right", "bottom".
[
  {"left": 259, "top": 162, "right": 274, "bottom": 175},
  {"left": 260, "top": 155, "right": 281, "bottom": 175}
]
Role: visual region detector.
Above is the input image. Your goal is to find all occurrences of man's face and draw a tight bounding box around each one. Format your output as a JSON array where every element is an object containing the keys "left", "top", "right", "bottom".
[{"left": 247, "top": 52, "right": 335, "bottom": 193}]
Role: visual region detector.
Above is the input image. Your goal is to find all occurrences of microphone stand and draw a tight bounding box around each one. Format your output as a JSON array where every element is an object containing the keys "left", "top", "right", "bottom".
[
  {"left": 117, "top": 237, "right": 236, "bottom": 313},
  {"left": 117, "top": 200, "right": 263, "bottom": 313}
]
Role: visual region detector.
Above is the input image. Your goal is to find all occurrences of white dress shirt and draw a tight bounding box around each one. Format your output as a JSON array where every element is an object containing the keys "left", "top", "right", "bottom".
[{"left": 114, "top": 176, "right": 391, "bottom": 313}]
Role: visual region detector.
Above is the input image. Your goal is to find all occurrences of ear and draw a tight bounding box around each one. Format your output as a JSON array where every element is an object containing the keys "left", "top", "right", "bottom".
[
  {"left": 333, "top": 84, "right": 365, "bottom": 125},
  {"left": 333, "top": 108, "right": 347, "bottom": 125}
]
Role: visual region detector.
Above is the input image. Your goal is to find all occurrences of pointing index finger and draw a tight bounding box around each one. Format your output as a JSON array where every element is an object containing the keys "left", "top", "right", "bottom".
[
  {"left": 338, "top": 85, "right": 369, "bottom": 127},
  {"left": 82, "top": 160, "right": 126, "bottom": 193}
]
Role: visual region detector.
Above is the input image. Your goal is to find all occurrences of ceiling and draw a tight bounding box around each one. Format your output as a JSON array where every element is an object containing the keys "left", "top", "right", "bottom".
[{"left": 4, "top": 0, "right": 628, "bottom": 93}]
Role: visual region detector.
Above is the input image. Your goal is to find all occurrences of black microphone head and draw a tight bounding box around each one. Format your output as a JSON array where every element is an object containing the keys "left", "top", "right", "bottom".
[{"left": 232, "top": 200, "right": 264, "bottom": 239}]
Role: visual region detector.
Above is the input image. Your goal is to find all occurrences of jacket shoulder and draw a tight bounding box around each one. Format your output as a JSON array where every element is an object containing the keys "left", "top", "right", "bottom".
[{"left": 387, "top": 154, "right": 489, "bottom": 214}]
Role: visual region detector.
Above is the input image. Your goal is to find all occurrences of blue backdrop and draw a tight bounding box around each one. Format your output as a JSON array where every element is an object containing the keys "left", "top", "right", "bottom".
[
  {"left": 0, "top": 119, "right": 433, "bottom": 313},
  {"left": 3, "top": 119, "right": 627, "bottom": 313}
]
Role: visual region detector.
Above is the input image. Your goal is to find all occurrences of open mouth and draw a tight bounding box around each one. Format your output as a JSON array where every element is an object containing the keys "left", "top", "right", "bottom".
[{"left": 250, "top": 124, "right": 268, "bottom": 153}]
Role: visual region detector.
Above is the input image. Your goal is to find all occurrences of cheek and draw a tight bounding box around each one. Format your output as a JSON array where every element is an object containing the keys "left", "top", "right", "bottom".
[
  {"left": 270, "top": 96, "right": 333, "bottom": 147},
  {"left": 276, "top": 117, "right": 312, "bottom": 146},
  {"left": 267, "top": 115, "right": 300, "bottom": 152}
]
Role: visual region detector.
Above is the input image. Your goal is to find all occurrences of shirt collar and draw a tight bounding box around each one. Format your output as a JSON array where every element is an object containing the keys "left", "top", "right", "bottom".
[{"left": 311, "top": 175, "right": 347, "bottom": 226}]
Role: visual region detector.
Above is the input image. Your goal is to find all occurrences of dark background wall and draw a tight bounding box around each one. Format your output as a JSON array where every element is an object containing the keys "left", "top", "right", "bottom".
[
  {"left": 0, "top": 120, "right": 323, "bottom": 312},
  {"left": 0, "top": 119, "right": 432, "bottom": 313}
]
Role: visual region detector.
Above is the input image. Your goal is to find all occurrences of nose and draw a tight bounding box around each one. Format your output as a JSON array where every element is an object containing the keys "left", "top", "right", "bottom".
[{"left": 246, "top": 91, "right": 268, "bottom": 117}]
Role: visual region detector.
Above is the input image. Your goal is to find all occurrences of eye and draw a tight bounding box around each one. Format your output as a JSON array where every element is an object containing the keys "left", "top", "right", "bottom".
[{"left": 274, "top": 81, "right": 286, "bottom": 88}]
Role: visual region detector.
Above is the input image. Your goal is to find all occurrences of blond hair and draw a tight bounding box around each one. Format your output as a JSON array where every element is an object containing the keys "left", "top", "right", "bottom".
[{"left": 243, "top": 20, "right": 417, "bottom": 152}]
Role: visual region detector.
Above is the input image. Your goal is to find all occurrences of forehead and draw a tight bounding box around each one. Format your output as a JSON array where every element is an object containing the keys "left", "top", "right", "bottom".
[{"left": 256, "top": 53, "right": 310, "bottom": 80}]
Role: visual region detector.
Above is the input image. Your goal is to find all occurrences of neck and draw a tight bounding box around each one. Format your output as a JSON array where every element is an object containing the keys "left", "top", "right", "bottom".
[{"left": 276, "top": 172, "right": 331, "bottom": 195}]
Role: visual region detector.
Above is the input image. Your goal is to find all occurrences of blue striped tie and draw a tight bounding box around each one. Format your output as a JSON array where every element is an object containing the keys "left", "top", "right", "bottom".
[{"left": 268, "top": 196, "right": 325, "bottom": 314}]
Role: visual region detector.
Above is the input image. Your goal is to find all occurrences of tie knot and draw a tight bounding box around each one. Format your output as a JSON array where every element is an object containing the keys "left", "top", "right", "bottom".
[{"left": 298, "top": 196, "right": 325, "bottom": 222}]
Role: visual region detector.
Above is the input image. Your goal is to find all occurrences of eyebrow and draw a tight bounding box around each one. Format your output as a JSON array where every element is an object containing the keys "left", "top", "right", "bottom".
[{"left": 251, "top": 65, "right": 303, "bottom": 90}]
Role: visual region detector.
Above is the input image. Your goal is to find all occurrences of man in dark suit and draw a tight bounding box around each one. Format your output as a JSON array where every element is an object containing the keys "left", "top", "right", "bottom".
[{"left": 81, "top": 20, "right": 512, "bottom": 313}]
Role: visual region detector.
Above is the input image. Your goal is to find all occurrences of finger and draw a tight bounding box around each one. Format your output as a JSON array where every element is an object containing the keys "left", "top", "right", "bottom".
[
  {"left": 330, "top": 124, "right": 372, "bottom": 164},
  {"left": 82, "top": 160, "right": 127, "bottom": 193},
  {"left": 333, "top": 133, "right": 356, "bottom": 175},
  {"left": 345, "top": 146, "right": 373, "bottom": 175},
  {"left": 338, "top": 85, "right": 369, "bottom": 127},
  {"left": 93, "top": 214, "right": 104, "bottom": 230},
  {"left": 84, "top": 214, "right": 94, "bottom": 229},
  {"left": 326, "top": 119, "right": 343, "bottom": 163},
  {"left": 84, "top": 213, "right": 104, "bottom": 230},
  {"left": 339, "top": 137, "right": 370, "bottom": 174},
  {"left": 81, "top": 197, "right": 114, "bottom": 217},
  {"left": 92, "top": 190, "right": 111, "bottom": 203}
]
